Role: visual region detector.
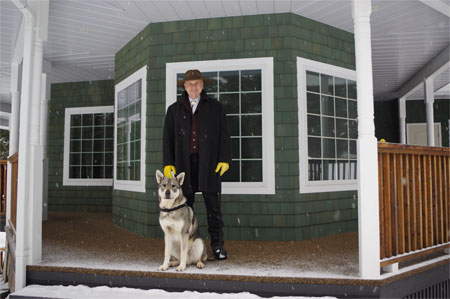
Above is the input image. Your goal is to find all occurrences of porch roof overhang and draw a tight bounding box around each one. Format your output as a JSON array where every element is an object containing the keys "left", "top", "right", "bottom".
[{"left": 0, "top": 0, "right": 449, "bottom": 128}]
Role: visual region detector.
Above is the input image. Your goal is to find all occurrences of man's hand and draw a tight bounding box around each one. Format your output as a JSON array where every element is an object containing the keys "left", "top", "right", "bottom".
[
  {"left": 164, "top": 165, "right": 176, "bottom": 178},
  {"left": 215, "top": 162, "right": 229, "bottom": 176}
]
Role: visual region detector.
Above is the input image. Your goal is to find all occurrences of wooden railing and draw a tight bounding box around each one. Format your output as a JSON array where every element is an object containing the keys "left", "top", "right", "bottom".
[
  {"left": 378, "top": 143, "right": 449, "bottom": 267},
  {"left": 7, "top": 153, "right": 18, "bottom": 230},
  {"left": 0, "top": 160, "right": 6, "bottom": 216}
]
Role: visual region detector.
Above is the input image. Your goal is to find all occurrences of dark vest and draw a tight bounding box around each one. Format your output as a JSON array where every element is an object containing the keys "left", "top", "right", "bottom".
[{"left": 183, "top": 97, "right": 199, "bottom": 155}]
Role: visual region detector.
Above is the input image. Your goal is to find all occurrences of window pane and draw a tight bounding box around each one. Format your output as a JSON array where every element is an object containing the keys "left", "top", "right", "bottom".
[
  {"left": 82, "top": 140, "right": 92, "bottom": 152},
  {"left": 71, "top": 128, "right": 81, "bottom": 139},
  {"left": 94, "top": 114, "right": 105, "bottom": 126},
  {"left": 227, "top": 116, "right": 239, "bottom": 136},
  {"left": 70, "top": 140, "right": 81, "bottom": 152},
  {"left": 134, "top": 140, "right": 141, "bottom": 160},
  {"left": 321, "top": 74, "right": 334, "bottom": 95},
  {"left": 306, "top": 71, "right": 320, "bottom": 93},
  {"left": 349, "top": 140, "right": 357, "bottom": 159},
  {"left": 321, "top": 95, "right": 334, "bottom": 116},
  {"left": 82, "top": 114, "right": 93, "bottom": 126},
  {"left": 322, "top": 138, "right": 335, "bottom": 158},
  {"left": 105, "top": 153, "right": 113, "bottom": 165},
  {"left": 134, "top": 162, "right": 141, "bottom": 181},
  {"left": 307, "top": 92, "right": 320, "bottom": 114},
  {"left": 350, "top": 160, "right": 357, "bottom": 179},
  {"left": 203, "top": 71, "right": 218, "bottom": 94},
  {"left": 70, "top": 153, "right": 80, "bottom": 166},
  {"left": 348, "top": 100, "right": 357, "bottom": 119},
  {"left": 308, "top": 160, "right": 322, "bottom": 181},
  {"left": 82, "top": 153, "right": 92, "bottom": 165},
  {"left": 69, "top": 166, "right": 80, "bottom": 179},
  {"left": 105, "top": 113, "right": 114, "bottom": 126},
  {"left": 241, "top": 69, "right": 261, "bottom": 91},
  {"left": 220, "top": 93, "right": 239, "bottom": 114},
  {"left": 241, "top": 115, "right": 261, "bottom": 136},
  {"left": 93, "top": 140, "right": 104, "bottom": 152},
  {"left": 308, "top": 137, "right": 321, "bottom": 158},
  {"left": 93, "top": 153, "right": 103, "bottom": 165},
  {"left": 349, "top": 120, "right": 358, "bottom": 139},
  {"left": 242, "top": 161, "right": 262, "bottom": 182},
  {"left": 81, "top": 166, "right": 92, "bottom": 179},
  {"left": 105, "top": 126, "right": 114, "bottom": 139},
  {"left": 222, "top": 160, "right": 240, "bottom": 182},
  {"left": 323, "top": 160, "right": 336, "bottom": 180},
  {"left": 337, "top": 139, "right": 349, "bottom": 158},
  {"left": 241, "top": 92, "right": 261, "bottom": 113},
  {"left": 335, "top": 77, "right": 346, "bottom": 98},
  {"left": 93, "top": 166, "right": 103, "bottom": 179},
  {"left": 71, "top": 115, "right": 81, "bottom": 127},
  {"left": 219, "top": 71, "right": 239, "bottom": 92},
  {"left": 321, "top": 116, "right": 335, "bottom": 137},
  {"left": 336, "top": 119, "right": 348, "bottom": 138},
  {"left": 335, "top": 97, "right": 347, "bottom": 118},
  {"left": 82, "top": 127, "right": 92, "bottom": 139},
  {"left": 118, "top": 90, "right": 127, "bottom": 108},
  {"left": 242, "top": 138, "right": 262, "bottom": 158},
  {"left": 337, "top": 161, "right": 349, "bottom": 179},
  {"left": 307, "top": 115, "right": 321, "bottom": 136},
  {"left": 348, "top": 80, "right": 357, "bottom": 99},
  {"left": 94, "top": 127, "right": 104, "bottom": 139},
  {"left": 105, "top": 166, "right": 113, "bottom": 179},
  {"left": 231, "top": 138, "right": 239, "bottom": 159}
]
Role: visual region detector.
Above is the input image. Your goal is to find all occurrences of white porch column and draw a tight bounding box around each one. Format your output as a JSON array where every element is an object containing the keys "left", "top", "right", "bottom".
[
  {"left": 29, "top": 32, "right": 44, "bottom": 264},
  {"left": 40, "top": 74, "right": 49, "bottom": 222},
  {"left": 14, "top": 2, "right": 35, "bottom": 289},
  {"left": 352, "top": 0, "right": 380, "bottom": 279},
  {"left": 399, "top": 97, "right": 406, "bottom": 144},
  {"left": 424, "top": 77, "right": 435, "bottom": 146}
]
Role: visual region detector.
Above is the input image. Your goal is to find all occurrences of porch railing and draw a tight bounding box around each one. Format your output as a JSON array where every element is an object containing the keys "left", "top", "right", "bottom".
[
  {"left": 378, "top": 143, "right": 449, "bottom": 267},
  {"left": 7, "top": 153, "right": 18, "bottom": 229},
  {"left": 0, "top": 160, "right": 6, "bottom": 216}
]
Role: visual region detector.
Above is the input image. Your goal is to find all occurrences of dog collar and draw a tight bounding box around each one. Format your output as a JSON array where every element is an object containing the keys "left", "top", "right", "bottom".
[{"left": 160, "top": 202, "right": 188, "bottom": 213}]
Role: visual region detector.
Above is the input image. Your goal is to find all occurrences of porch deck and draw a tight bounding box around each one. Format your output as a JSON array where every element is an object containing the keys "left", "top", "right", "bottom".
[{"left": 26, "top": 212, "right": 449, "bottom": 298}]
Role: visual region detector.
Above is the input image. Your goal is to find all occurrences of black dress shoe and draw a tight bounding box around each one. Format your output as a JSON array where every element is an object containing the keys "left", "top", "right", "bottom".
[{"left": 213, "top": 246, "right": 227, "bottom": 260}]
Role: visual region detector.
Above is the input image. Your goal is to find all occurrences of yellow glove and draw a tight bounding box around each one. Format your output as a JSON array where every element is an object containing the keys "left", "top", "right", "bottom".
[
  {"left": 215, "top": 162, "right": 229, "bottom": 176},
  {"left": 164, "top": 165, "right": 176, "bottom": 178}
]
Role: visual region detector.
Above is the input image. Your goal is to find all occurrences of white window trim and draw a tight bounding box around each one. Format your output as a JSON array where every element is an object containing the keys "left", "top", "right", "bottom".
[
  {"left": 63, "top": 106, "right": 114, "bottom": 186},
  {"left": 166, "top": 57, "right": 275, "bottom": 194},
  {"left": 114, "top": 65, "right": 147, "bottom": 193},
  {"left": 297, "top": 57, "right": 358, "bottom": 193}
]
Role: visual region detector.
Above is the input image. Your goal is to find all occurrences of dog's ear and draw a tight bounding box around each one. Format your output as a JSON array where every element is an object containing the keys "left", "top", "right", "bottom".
[
  {"left": 156, "top": 170, "right": 164, "bottom": 184},
  {"left": 176, "top": 172, "right": 185, "bottom": 186}
]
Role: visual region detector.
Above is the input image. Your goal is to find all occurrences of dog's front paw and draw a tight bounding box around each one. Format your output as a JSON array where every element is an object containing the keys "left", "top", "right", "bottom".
[
  {"left": 196, "top": 261, "right": 205, "bottom": 269},
  {"left": 176, "top": 265, "right": 186, "bottom": 271},
  {"left": 158, "top": 264, "right": 169, "bottom": 271}
]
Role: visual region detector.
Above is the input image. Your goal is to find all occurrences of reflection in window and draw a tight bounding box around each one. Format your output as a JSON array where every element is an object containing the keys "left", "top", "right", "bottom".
[
  {"left": 116, "top": 80, "right": 142, "bottom": 181},
  {"left": 68, "top": 110, "right": 114, "bottom": 180},
  {"left": 177, "top": 69, "right": 263, "bottom": 183},
  {"left": 306, "top": 71, "right": 357, "bottom": 181}
]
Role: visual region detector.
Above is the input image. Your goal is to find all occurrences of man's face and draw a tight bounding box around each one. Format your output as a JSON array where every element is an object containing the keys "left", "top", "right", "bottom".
[{"left": 184, "top": 79, "right": 204, "bottom": 99}]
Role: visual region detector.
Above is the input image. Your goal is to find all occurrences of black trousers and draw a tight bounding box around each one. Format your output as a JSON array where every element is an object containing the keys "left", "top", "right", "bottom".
[{"left": 185, "top": 154, "right": 224, "bottom": 249}]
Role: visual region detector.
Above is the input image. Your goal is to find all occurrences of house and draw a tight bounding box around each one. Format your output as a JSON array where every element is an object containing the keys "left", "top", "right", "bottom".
[{"left": 0, "top": 0, "right": 448, "bottom": 296}]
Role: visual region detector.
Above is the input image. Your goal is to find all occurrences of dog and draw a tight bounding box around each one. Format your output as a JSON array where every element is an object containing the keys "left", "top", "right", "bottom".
[{"left": 156, "top": 170, "right": 207, "bottom": 271}]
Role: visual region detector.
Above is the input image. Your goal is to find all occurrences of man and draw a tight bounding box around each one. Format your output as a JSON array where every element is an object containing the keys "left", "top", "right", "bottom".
[{"left": 162, "top": 69, "right": 231, "bottom": 260}]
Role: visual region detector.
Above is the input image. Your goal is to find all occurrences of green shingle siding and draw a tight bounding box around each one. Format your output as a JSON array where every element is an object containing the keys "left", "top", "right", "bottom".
[{"left": 47, "top": 80, "right": 114, "bottom": 212}]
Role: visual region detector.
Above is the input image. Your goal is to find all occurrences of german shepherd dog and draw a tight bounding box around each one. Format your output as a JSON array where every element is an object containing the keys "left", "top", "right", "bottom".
[{"left": 156, "top": 170, "right": 207, "bottom": 271}]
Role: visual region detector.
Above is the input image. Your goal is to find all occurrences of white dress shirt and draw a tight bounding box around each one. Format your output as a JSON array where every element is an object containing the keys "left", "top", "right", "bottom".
[{"left": 189, "top": 96, "right": 200, "bottom": 114}]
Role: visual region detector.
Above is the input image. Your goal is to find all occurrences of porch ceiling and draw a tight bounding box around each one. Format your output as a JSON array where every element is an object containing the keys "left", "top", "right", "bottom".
[{"left": 0, "top": 0, "right": 449, "bottom": 124}]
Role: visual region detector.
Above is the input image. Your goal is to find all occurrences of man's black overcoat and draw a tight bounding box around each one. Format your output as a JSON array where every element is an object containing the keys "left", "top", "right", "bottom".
[{"left": 163, "top": 90, "right": 232, "bottom": 194}]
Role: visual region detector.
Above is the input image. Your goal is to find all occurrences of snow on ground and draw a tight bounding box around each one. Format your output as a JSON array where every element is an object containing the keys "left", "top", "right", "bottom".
[{"left": 11, "top": 285, "right": 337, "bottom": 299}]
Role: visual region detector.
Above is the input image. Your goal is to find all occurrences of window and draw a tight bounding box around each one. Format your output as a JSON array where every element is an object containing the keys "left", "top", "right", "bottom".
[
  {"left": 63, "top": 106, "right": 114, "bottom": 186},
  {"left": 114, "top": 65, "right": 147, "bottom": 192},
  {"left": 297, "top": 57, "right": 358, "bottom": 193},
  {"left": 166, "top": 58, "right": 275, "bottom": 194}
]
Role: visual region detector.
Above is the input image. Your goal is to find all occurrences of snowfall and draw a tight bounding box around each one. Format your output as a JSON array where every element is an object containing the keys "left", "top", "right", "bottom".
[{"left": 9, "top": 284, "right": 336, "bottom": 299}]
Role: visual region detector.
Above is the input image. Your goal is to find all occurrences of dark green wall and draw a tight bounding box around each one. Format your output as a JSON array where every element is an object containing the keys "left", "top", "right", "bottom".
[
  {"left": 406, "top": 99, "right": 450, "bottom": 147},
  {"left": 374, "top": 100, "right": 400, "bottom": 143},
  {"left": 113, "top": 13, "right": 358, "bottom": 241},
  {"left": 48, "top": 80, "right": 115, "bottom": 212}
]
